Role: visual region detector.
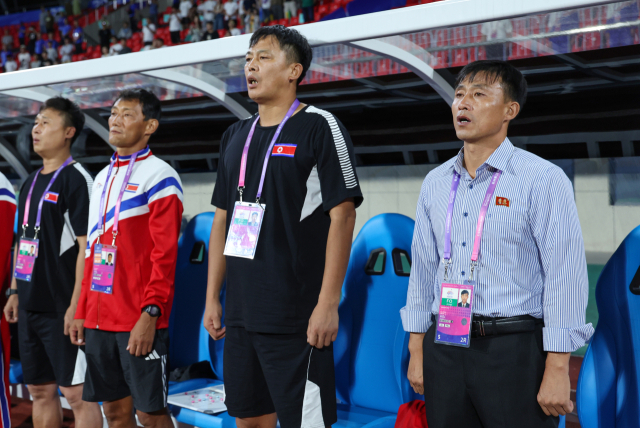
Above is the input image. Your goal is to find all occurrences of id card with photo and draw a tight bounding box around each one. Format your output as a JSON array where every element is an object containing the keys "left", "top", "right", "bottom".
[
  {"left": 435, "top": 281, "right": 475, "bottom": 348},
  {"left": 91, "top": 243, "right": 117, "bottom": 294},
  {"left": 223, "top": 201, "right": 265, "bottom": 260},
  {"left": 14, "top": 238, "right": 39, "bottom": 282}
]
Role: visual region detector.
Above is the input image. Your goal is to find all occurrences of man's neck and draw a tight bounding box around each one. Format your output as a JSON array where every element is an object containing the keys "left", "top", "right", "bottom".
[
  {"left": 257, "top": 93, "right": 300, "bottom": 127},
  {"left": 117, "top": 141, "right": 148, "bottom": 158},
  {"left": 41, "top": 147, "right": 71, "bottom": 174},
  {"left": 462, "top": 135, "right": 505, "bottom": 179}
]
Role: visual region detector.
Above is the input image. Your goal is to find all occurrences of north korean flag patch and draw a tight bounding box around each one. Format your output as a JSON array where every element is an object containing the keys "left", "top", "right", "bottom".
[
  {"left": 271, "top": 144, "right": 297, "bottom": 157},
  {"left": 125, "top": 184, "right": 139, "bottom": 193},
  {"left": 43, "top": 192, "right": 59, "bottom": 203},
  {"left": 495, "top": 196, "right": 510, "bottom": 207}
]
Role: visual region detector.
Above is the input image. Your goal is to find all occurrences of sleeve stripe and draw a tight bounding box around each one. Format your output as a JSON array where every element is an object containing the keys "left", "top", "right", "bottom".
[
  {"left": 306, "top": 106, "right": 359, "bottom": 189},
  {"left": 73, "top": 163, "right": 94, "bottom": 201},
  {"left": 0, "top": 189, "right": 14, "bottom": 200}
]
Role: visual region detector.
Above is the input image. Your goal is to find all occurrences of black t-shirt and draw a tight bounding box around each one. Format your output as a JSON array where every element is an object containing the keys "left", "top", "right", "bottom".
[
  {"left": 211, "top": 105, "right": 363, "bottom": 334},
  {"left": 16, "top": 162, "right": 92, "bottom": 313},
  {"left": 203, "top": 30, "right": 219, "bottom": 40}
]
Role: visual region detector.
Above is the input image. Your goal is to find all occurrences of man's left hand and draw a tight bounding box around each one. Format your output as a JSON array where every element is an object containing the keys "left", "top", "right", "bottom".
[
  {"left": 537, "top": 353, "right": 574, "bottom": 417},
  {"left": 127, "top": 312, "right": 157, "bottom": 357},
  {"left": 307, "top": 301, "right": 339, "bottom": 349},
  {"left": 63, "top": 301, "right": 78, "bottom": 336}
]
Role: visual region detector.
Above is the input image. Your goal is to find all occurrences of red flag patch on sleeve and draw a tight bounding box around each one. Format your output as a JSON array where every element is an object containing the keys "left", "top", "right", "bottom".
[
  {"left": 271, "top": 144, "right": 297, "bottom": 157},
  {"left": 495, "top": 197, "right": 510, "bottom": 207}
]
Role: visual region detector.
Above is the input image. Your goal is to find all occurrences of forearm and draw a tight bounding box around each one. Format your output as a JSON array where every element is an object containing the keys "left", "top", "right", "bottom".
[
  {"left": 71, "top": 236, "right": 87, "bottom": 304},
  {"left": 10, "top": 244, "right": 17, "bottom": 290},
  {"left": 206, "top": 209, "right": 227, "bottom": 303},
  {"left": 409, "top": 332, "right": 425, "bottom": 355},
  {"left": 546, "top": 352, "right": 570, "bottom": 372},
  {"left": 319, "top": 200, "right": 356, "bottom": 307}
]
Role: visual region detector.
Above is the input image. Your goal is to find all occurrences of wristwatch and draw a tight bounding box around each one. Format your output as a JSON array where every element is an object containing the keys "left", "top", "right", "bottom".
[
  {"left": 142, "top": 305, "right": 161, "bottom": 317},
  {"left": 5, "top": 289, "right": 17, "bottom": 298}
]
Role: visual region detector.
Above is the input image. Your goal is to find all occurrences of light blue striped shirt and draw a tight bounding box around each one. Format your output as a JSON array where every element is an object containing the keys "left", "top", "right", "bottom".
[{"left": 400, "top": 138, "right": 594, "bottom": 352}]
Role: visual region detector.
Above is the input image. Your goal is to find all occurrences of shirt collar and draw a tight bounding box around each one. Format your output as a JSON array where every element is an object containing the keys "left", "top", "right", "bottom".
[
  {"left": 451, "top": 137, "right": 514, "bottom": 175},
  {"left": 111, "top": 146, "right": 152, "bottom": 166}
]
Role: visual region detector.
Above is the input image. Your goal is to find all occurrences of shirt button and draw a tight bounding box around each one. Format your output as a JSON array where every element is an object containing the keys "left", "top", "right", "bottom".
[
  {"left": 461, "top": 271, "right": 466, "bottom": 276},
  {"left": 463, "top": 212, "right": 468, "bottom": 217},
  {"left": 469, "top": 185, "right": 473, "bottom": 189},
  {"left": 462, "top": 242, "right": 466, "bottom": 247}
]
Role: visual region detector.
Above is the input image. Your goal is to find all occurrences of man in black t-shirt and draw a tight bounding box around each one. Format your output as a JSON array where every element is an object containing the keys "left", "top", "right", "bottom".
[
  {"left": 3, "top": 97, "right": 102, "bottom": 428},
  {"left": 205, "top": 25, "right": 362, "bottom": 428},
  {"left": 202, "top": 21, "right": 219, "bottom": 40}
]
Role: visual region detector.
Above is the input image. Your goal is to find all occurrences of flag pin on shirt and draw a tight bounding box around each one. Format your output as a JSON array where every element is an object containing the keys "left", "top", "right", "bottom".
[{"left": 496, "top": 197, "right": 510, "bottom": 207}]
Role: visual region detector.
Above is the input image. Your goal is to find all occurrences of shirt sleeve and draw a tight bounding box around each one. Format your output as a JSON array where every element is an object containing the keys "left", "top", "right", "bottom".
[
  {"left": 313, "top": 114, "right": 363, "bottom": 212},
  {"left": 142, "top": 169, "right": 184, "bottom": 314},
  {"left": 66, "top": 166, "right": 92, "bottom": 237},
  {"left": 211, "top": 128, "right": 230, "bottom": 210},
  {"left": 529, "top": 166, "right": 594, "bottom": 352},
  {"left": 400, "top": 177, "right": 441, "bottom": 333}
]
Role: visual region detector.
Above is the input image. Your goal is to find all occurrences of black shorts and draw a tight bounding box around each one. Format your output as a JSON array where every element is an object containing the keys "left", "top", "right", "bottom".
[
  {"left": 18, "top": 310, "right": 87, "bottom": 387},
  {"left": 82, "top": 328, "right": 169, "bottom": 413},
  {"left": 224, "top": 326, "right": 337, "bottom": 428}
]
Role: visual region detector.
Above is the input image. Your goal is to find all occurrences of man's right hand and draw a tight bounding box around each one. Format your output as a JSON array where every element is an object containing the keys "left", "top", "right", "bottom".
[
  {"left": 70, "top": 319, "right": 85, "bottom": 345},
  {"left": 204, "top": 299, "right": 225, "bottom": 340},
  {"left": 3, "top": 294, "right": 18, "bottom": 323},
  {"left": 408, "top": 332, "right": 425, "bottom": 395}
]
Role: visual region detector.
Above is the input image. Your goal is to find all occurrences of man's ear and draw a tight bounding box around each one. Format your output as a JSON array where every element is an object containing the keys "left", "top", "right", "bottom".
[
  {"left": 504, "top": 101, "right": 520, "bottom": 122},
  {"left": 65, "top": 126, "right": 76, "bottom": 144},
  {"left": 289, "top": 63, "right": 303, "bottom": 84},
  {"left": 144, "top": 118, "right": 160, "bottom": 136}
]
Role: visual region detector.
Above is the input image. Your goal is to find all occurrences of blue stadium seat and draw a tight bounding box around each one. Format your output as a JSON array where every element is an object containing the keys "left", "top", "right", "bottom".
[
  {"left": 576, "top": 224, "right": 640, "bottom": 428},
  {"left": 334, "top": 213, "right": 421, "bottom": 428},
  {"left": 9, "top": 359, "right": 22, "bottom": 384},
  {"left": 169, "top": 212, "right": 225, "bottom": 375},
  {"left": 346, "top": 0, "right": 407, "bottom": 17},
  {"left": 320, "top": 7, "right": 347, "bottom": 21}
]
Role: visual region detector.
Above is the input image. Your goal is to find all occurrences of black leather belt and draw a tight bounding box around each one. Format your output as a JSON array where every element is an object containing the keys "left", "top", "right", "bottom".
[{"left": 470, "top": 315, "right": 543, "bottom": 338}]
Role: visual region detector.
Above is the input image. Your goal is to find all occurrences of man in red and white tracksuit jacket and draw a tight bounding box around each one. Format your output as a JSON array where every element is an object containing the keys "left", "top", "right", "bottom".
[
  {"left": 72, "top": 89, "right": 183, "bottom": 428},
  {"left": 0, "top": 172, "right": 15, "bottom": 427}
]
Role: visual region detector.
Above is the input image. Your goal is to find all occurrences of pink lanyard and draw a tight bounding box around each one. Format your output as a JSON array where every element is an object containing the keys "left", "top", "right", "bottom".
[
  {"left": 97, "top": 149, "right": 144, "bottom": 245},
  {"left": 443, "top": 169, "right": 501, "bottom": 281},
  {"left": 22, "top": 157, "right": 73, "bottom": 240},
  {"left": 237, "top": 99, "right": 300, "bottom": 203}
]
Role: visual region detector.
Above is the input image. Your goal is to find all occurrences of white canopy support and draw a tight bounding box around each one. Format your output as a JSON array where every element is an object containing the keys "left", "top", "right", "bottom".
[
  {"left": 0, "top": 137, "right": 29, "bottom": 179},
  {"left": 141, "top": 66, "right": 252, "bottom": 119},
  {"left": 0, "top": 87, "right": 114, "bottom": 149},
  {"left": 0, "top": 0, "right": 621, "bottom": 92},
  {"left": 347, "top": 38, "right": 455, "bottom": 105}
]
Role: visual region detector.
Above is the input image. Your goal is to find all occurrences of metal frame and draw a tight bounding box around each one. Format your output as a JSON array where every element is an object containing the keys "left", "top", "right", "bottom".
[
  {"left": 0, "top": 88, "right": 113, "bottom": 148},
  {"left": 0, "top": 0, "right": 621, "bottom": 91}
]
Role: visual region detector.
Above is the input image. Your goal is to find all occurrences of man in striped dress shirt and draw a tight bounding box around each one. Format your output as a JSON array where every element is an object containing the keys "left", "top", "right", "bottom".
[{"left": 401, "top": 60, "right": 593, "bottom": 428}]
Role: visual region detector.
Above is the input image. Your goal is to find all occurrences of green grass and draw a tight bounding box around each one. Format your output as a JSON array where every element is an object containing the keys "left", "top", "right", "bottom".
[{"left": 571, "top": 264, "right": 604, "bottom": 357}]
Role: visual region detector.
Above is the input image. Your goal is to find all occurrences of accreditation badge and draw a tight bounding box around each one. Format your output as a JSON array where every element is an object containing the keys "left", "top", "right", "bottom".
[
  {"left": 434, "top": 281, "right": 475, "bottom": 348},
  {"left": 14, "top": 238, "right": 39, "bottom": 282},
  {"left": 223, "top": 201, "right": 265, "bottom": 260},
  {"left": 91, "top": 243, "right": 117, "bottom": 294}
]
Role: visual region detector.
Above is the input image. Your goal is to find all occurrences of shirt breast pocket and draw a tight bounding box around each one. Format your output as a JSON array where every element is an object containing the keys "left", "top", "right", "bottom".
[{"left": 484, "top": 204, "right": 527, "bottom": 245}]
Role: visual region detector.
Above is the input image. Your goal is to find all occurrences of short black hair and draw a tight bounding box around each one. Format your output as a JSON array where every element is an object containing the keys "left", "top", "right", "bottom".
[
  {"left": 249, "top": 25, "right": 312, "bottom": 86},
  {"left": 461, "top": 290, "right": 469, "bottom": 296},
  {"left": 40, "top": 97, "right": 85, "bottom": 145},
  {"left": 455, "top": 60, "right": 528, "bottom": 110},
  {"left": 113, "top": 89, "right": 162, "bottom": 121}
]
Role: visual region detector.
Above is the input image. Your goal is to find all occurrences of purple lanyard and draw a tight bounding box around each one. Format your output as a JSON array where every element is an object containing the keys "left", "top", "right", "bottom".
[
  {"left": 97, "top": 149, "right": 144, "bottom": 245},
  {"left": 443, "top": 169, "right": 502, "bottom": 280},
  {"left": 237, "top": 99, "right": 300, "bottom": 203},
  {"left": 22, "top": 156, "right": 73, "bottom": 239}
]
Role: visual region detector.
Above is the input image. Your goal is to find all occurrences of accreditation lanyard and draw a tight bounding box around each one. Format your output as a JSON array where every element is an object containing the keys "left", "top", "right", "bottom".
[
  {"left": 21, "top": 156, "right": 73, "bottom": 239},
  {"left": 223, "top": 99, "right": 300, "bottom": 260},
  {"left": 435, "top": 168, "right": 501, "bottom": 348},
  {"left": 91, "top": 149, "right": 142, "bottom": 295},
  {"left": 14, "top": 157, "right": 73, "bottom": 282}
]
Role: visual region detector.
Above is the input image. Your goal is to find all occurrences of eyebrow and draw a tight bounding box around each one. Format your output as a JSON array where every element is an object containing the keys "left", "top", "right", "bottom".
[
  {"left": 456, "top": 83, "right": 492, "bottom": 91},
  {"left": 246, "top": 49, "right": 271, "bottom": 56}
]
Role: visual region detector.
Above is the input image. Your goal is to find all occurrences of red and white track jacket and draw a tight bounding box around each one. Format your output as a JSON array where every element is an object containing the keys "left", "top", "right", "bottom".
[{"left": 76, "top": 148, "right": 184, "bottom": 331}]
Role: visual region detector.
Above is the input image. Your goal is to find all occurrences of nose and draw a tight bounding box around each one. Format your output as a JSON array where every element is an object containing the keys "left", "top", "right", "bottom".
[{"left": 246, "top": 57, "right": 257, "bottom": 72}]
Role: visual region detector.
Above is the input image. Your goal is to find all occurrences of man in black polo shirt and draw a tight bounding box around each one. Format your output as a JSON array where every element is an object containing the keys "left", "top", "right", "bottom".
[
  {"left": 3, "top": 97, "right": 102, "bottom": 428},
  {"left": 204, "top": 25, "right": 362, "bottom": 428}
]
